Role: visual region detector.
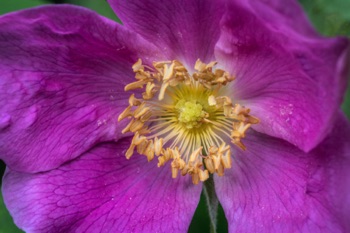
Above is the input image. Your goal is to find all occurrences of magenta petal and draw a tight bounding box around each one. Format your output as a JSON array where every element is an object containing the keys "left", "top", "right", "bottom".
[
  {"left": 0, "top": 5, "right": 159, "bottom": 173},
  {"left": 2, "top": 138, "right": 202, "bottom": 233},
  {"left": 107, "top": 0, "right": 225, "bottom": 65},
  {"left": 242, "top": 0, "right": 319, "bottom": 36},
  {"left": 214, "top": 113, "right": 350, "bottom": 232},
  {"left": 215, "top": 1, "right": 350, "bottom": 151},
  {"left": 312, "top": 114, "right": 350, "bottom": 231}
]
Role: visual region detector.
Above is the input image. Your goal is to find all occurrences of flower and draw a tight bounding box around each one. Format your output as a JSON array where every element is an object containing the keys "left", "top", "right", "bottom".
[{"left": 0, "top": 0, "right": 349, "bottom": 232}]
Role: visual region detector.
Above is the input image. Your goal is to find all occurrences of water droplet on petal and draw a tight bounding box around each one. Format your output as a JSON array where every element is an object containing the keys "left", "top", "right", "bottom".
[
  {"left": 140, "top": 215, "right": 147, "bottom": 224},
  {"left": 0, "top": 113, "right": 11, "bottom": 130},
  {"left": 136, "top": 167, "right": 140, "bottom": 174},
  {"left": 22, "top": 105, "right": 38, "bottom": 128},
  {"left": 97, "top": 119, "right": 107, "bottom": 127}
]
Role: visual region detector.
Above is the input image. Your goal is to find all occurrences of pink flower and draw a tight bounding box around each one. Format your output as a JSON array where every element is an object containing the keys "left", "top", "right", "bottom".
[{"left": 0, "top": 1, "right": 349, "bottom": 232}]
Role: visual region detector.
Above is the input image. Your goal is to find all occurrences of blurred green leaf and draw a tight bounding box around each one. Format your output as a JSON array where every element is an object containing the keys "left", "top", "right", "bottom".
[
  {"left": 67, "top": 0, "right": 120, "bottom": 22},
  {"left": 0, "top": 192, "right": 24, "bottom": 233},
  {"left": 0, "top": 0, "right": 47, "bottom": 15},
  {"left": 299, "top": 0, "right": 350, "bottom": 36},
  {"left": 343, "top": 89, "right": 350, "bottom": 118}
]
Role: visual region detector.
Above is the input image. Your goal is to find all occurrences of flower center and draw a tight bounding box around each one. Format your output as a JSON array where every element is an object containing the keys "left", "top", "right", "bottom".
[
  {"left": 118, "top": 59, "right": 259, "bottom": 184},
  {"left": 176, "top": 100, "right": 205, "bottom": 128}
]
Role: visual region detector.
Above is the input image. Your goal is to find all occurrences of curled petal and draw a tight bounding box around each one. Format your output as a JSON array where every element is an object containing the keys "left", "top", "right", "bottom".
[
  {"left": 215, "top": 0, "right": 350, "bottom": 151},
  {"left": 241, "top": 0, "right": 319, "bottom": 37},
  {"left": 0, "top": 5, "right": 159, "bottom": 173}
]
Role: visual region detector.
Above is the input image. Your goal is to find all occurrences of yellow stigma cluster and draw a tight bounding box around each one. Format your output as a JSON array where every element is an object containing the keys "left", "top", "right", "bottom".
[
  {"left": 118, "top": 59, "right": 259, "bottom": 184},
  {"left": 176, "top": 100, "right": 206, "bottom": 128}
]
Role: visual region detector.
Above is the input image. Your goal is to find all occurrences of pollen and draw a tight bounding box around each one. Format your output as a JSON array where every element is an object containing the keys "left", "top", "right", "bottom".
[{"left": 119, "top": 58, "right": 259, "bottom": 184}]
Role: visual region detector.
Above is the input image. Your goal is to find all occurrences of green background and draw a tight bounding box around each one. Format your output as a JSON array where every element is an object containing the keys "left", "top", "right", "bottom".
[{"left": 0, "top": 0, "right": 349, "bottom": 232}]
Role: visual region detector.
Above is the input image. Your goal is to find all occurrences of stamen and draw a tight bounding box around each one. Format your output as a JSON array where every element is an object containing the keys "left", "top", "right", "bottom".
[{"left": 119, "top": 59, "right": 259, "bottom": 184}]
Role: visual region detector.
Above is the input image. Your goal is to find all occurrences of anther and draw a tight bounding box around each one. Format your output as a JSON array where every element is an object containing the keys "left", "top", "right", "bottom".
[{"left": 119, "top": 58, "right": 259, "bottom": 184}]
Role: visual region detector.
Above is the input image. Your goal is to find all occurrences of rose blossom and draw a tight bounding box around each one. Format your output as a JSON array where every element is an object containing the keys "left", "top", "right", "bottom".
[{"left": 0, "top": 0, "right": 349, "bottom": 232}]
